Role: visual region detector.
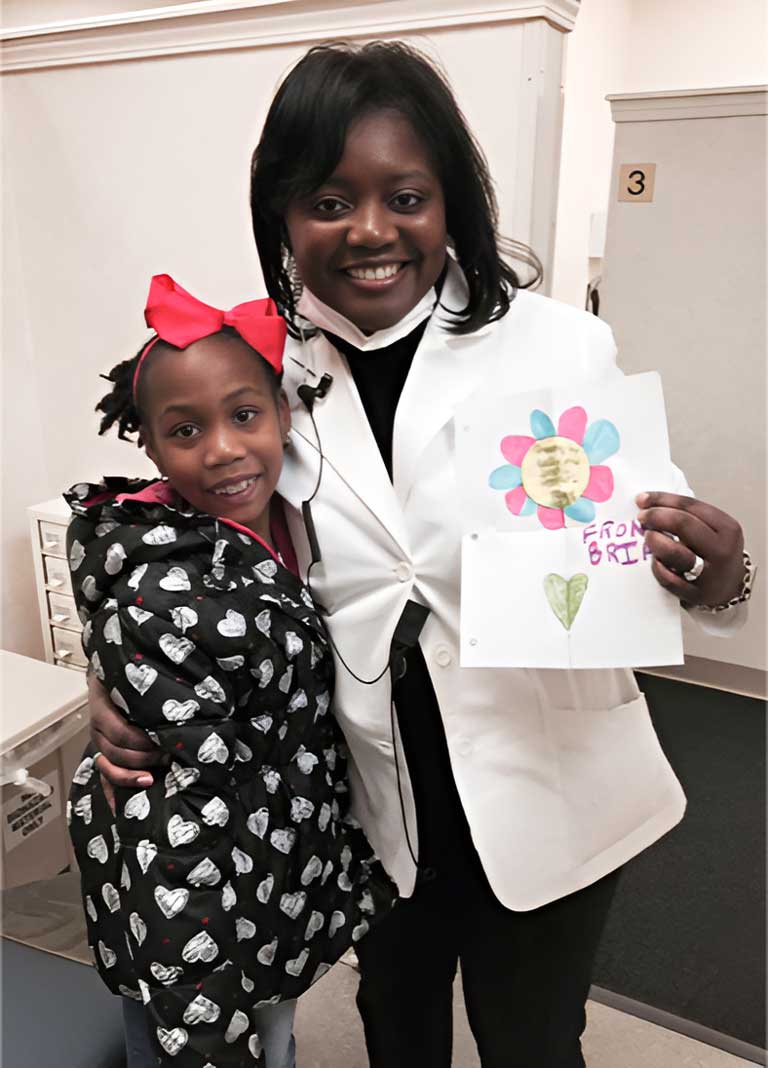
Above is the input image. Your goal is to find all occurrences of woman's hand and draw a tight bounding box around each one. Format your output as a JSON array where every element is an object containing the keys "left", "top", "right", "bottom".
[
  {"left": 636, "top": 492, "right": 745, "bottom": 607},
  {"left": 87, "top": 674, "right": 163, "bottom": 801}
]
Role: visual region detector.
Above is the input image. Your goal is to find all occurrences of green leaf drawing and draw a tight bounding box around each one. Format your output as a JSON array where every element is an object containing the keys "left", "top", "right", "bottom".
[{"left": 543, "top": 573, "right": 589, "bottom": 631}]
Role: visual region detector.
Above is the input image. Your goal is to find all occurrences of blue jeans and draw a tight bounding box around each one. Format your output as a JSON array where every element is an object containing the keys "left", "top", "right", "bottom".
[{"left": 122, "top": 995, "right": 297, "bottom": 1067}]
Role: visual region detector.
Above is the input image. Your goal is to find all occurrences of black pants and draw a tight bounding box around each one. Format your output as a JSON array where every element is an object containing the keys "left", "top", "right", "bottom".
[{"left": 355, "top": 646, "right": 620, "bottom": 1067}]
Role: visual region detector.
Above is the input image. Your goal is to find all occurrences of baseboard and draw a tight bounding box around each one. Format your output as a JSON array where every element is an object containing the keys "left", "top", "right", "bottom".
[{"left": 589, "top": 986, "right": 767, "bottom": 1066}]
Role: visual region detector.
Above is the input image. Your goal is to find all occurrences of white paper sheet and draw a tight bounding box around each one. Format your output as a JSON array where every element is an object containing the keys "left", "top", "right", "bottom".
[{"left": 456, "top": 373, "right": 683, "bottom": 668}]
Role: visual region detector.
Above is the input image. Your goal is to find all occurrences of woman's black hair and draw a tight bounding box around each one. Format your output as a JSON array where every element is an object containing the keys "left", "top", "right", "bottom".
[
  {"left": 250, "top": 40, "right": 542, "bottom": 337},
  {"left": 95, "top": 329, "right": 283, "bottom": 441}
]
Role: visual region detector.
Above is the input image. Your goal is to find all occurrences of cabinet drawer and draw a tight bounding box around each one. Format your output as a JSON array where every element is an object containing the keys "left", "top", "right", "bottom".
[
  {"left": 43, "top": 555, "right": 73, "bottom": 595},
  {"left": 38, "top": 521, "right": 68, "bottom": 558},
  {"left": 47, "top": 592, "right": 81, "bottom": 631},
  {"left": 51, "top": 626, "right": 87, "bottom": 669}
]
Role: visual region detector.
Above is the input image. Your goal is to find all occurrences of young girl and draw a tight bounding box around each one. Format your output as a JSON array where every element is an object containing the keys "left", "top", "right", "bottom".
[
  {"left": 90, "top": 42, "right": 751, "bottom": 1068},
  {"left": 66, "top": 274, "right": 394, "bottom": 1067}
]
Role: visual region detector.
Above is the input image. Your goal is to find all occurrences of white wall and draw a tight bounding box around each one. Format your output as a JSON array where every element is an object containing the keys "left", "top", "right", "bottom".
[
  {"left": 1, "top": 1, "right": 570, "bottom": 658},
  {"left": 553, "top": 0, "right": 768, "bottom": 308}
]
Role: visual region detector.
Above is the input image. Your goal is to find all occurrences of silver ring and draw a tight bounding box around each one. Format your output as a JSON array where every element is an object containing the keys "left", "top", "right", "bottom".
[{"left": 683, "top": 554, "right": 705, "bottom": 582}]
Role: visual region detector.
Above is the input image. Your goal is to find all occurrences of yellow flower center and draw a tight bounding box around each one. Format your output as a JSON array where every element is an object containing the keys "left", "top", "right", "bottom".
[{"left": 521, "top": 436, "right": 590, "bottom": 509}]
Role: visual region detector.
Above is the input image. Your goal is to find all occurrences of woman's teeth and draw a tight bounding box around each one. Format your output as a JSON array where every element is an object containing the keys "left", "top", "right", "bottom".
[
  {"left": 213, "top": 478, "right": 256, "bottom": 496},
  {"left": 347, "top": 263, "right": 402, "bottom": 281}
]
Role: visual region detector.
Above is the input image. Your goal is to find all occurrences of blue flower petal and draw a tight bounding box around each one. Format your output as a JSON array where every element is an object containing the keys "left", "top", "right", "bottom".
[
  {"left": 564, "top": 497, "right": 596, "bottom": 523},
  {"left": 530, "top": 409, "right": 556, "bottom": 440},
  {"left": 488, "top": 464, "right": 522, "bottom": 490},
  {"left": 519, "top": 495, "right": 537, "bottom": 516},
  {"left": 582, "top": 420, "right": 620, "bottom": 463}
]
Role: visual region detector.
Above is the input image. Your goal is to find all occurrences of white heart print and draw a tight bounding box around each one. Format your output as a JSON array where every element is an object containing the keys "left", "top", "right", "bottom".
[
  {"left": 104, "top": 542, "right": 127, "bottom": 575},
  {"left": 253, "top": 659, "right": 274, "bottom": 688},
  {"left": 235, "top": 739, "right": 253, "bottom": 763},
  {"left": 198, "top": 732, "right": 229, "bottom": 764},
  {"left": 183, "top": 994, "right": 221, "bottom": 1025},
  {"left": 194, "top": 676, "right": 226, "bottom": 704},
  {"left": 69, "top": 539, "right": 86, "bottom": 571},
  {"left": 222, "top": 882, "right": 237, "bottom": 911},
  {"left": 85, "top": 895, "right": 97, "bottom": 922},
  {"left": 217, "top": 654, "right": 245, "bottom": 671},
  {"left": 182, "top": 930, "right": 219, "bottom": 964},
  {"left": 256, "top": 937, "right": 278, "bottom": 966},
  {"left": 304, "top": 910, "right": 325, "bottom": 939},
  {"left": 102, "top": 883, "right": 121, "bottom": 913},
  {"left": 103, "top": 614, "right": 122, "bottom": 645},
  {"left": 154, "top": 885, "right": 190, "bottom": 919},
  {"left": 187, "top": 858, "right": 221, "bottom": 887},
  {"left": 287, "top": 689, "right": 308, "bottom": 714},
  {"left": 285, "top": 948, "right": 309, "bottom": 977},
  {"left": 284, "top": 632, "right": 304, "bottom": 659},
  {"left": 262, "top": 769, "right": 281, "bottom": 795},
  {"left": 353, "top": 919, "right": 370, "bottom": 942},
  {"left": 167, "top": 814, "right": 199, "bottom": 847},
  {"left": 328, "top": 911, "right": 346, "bottom": 938},
  {"left": 279, "top": 891, "right": 307, "bottom": 920},
  {"left": 127, "top": 605, "right": 153, "bottom": 626},
  {"left": 72, "top": 757, "right": 95, "bottom": 786},
  {"left": 161, "top": 698, "right": 198, "bottom": 723},
  {"left": 136, "top": 840, "right": 158, "bottom": 874},
  {"left": 129, "top": 912, "right": 147, "bottom": 945},
  {"left": 98, "top": 940, "right": 117, "bottom": 968},
  {"left": 156, "top": 1027, "right": 188, "bottom": 1056},
  {"left": 253, "top": 560, "right": 277, "bottom": 583},
  {"left": 295, "top": 748, "right": 319, "bottom": 775},
  {"left": 164, "top": 763, "right": 199, "bottom": 797},
  {"left": 270, "top": 828, "right": 296, "bottom": 855},
  {"left": 170, "top": 606, "right": 198, "bottom": 633},
  {"left": 217, "top": 609, "right": 247, "bottom": 638},
  {"left": 87, "top": 835, "right": 109, "bottom": 864},
  {"left": 256, "top": 873, "right": 274, "bottom": 904},
  {"left": 110, "top": 687, "right": 130, "bottom": 714},
  {"left": 125, "top": 663, "right": 157, "bottom": 696},
  {"left": 121, "top": 861, "right": 131, "bottom": 891},
  {"left": 159, "top": 633, "right": 195, "bottom": 664},
  {"left": 241, "top": 972, "right": 255, "bottom": 993},
  {"left": 291, "top": 797, "right": 315, "bottom": 823},
  {"left": 150, "top": 962, "right": 183, "bottom": 985},
  {"left": 159, "top": 566, "right": 190, "bottom": 592},
  {"left": 201, "top": 796, "right": 229, "bottom": 827},
  {"left": 249, "top": 1034, "right": 263, "bottom": 1059},
  {"left": 301, "top": 856, "right": 323, "bottom": 886},
  {"left": 142, "top": 524, "right": 177, "bottom": 546},
  {"left": 278, "top": 666, "right": 294, "bottom": 694},
  {"left": 247, "top": 809, "right": 269, "bottom": 839},
  {"left": 127, "top": 563, "right": 148, "bottom": 590},
  {"left": 123, "top": 791, "right": 150, "bottom": 821},
  {"left": 232, "top": 847, "right": 253, "bottom": 875},
  {"left": 73, "top": 795, "right": 92, "bottom": 824},
  {"left": 224, "top": 1010, "right": 250, "bottom": 1045},
  {"left": 236, "top": 917, "right": 257, "bottom": 941},
  {"left": 317, "top": 803, "right": 332, "bottom": 832},
  {"left": 250, "top": 714, "right": 273, "bottom": 734},
  {"left": 95, "top": 518, "right": 118, "bottom": 536},
  {"left": 255, "top": 609, "right": 271, "bottom": 636}
]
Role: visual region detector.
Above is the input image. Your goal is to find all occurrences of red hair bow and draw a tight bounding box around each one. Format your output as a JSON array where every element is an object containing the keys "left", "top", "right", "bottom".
[{"left": 133, "top": 274, "right": 286, "bottom": 397}]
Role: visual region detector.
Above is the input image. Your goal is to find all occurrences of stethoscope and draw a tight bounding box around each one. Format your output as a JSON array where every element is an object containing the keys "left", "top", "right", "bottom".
[{"left": 291, "top": 355, "right": 430, "bottom": 876}]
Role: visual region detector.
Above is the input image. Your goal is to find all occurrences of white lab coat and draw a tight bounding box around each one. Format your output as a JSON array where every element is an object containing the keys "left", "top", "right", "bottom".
[{"left": 276, "top": 260, "right": 733, "bottom": 911}]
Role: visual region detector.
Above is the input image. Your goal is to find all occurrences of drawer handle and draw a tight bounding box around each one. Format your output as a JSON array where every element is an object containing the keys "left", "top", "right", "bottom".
[
  {"left": 43, "top": 539, "right": 60, "bottom": 550},
  {"left": 55, "top": 649, "right": 72, "bottom": 660},
  {"left": 52, "top": 612, "right": 70, "bottom": 623},
  {"left": 48, "top": 579, "right": 64, "bottom": 588}
]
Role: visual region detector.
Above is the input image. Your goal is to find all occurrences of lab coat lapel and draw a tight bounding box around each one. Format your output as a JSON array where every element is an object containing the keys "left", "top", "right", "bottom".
[
  {"left": 285, "top": 332, "right": 412, "bottom": 556},
  {"left": 393, "top": 261, "right": 492, "bottom": 504}
]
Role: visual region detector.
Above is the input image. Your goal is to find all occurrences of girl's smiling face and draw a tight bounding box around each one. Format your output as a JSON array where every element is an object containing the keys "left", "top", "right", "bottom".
[
  {"left": 284, "top": 109, "right": 448, "bottom": 334},
  {"left": 140, "top": 334, "right": 290, "bottom": 544}
]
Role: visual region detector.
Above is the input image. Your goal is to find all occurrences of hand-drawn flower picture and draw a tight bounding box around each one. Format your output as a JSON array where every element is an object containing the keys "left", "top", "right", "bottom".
[{"left": 488, "top": 406, "right": 620, "bottom": 530}]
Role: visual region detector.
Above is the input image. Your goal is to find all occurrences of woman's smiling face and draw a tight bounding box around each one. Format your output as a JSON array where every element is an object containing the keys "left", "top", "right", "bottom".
[{"left": 284, "top": 109, "right": 448, "bottom": 334}]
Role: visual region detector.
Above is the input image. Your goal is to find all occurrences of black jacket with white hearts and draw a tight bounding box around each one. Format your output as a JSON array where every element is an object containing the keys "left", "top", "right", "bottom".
[{"left": 65, "top": 478, "right": 395, "bottom": 1067}]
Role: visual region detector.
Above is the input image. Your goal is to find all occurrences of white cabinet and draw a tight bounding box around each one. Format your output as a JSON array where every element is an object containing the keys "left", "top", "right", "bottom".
[{"left": 28, "top": 497, "right": 85, "bottom": 673}]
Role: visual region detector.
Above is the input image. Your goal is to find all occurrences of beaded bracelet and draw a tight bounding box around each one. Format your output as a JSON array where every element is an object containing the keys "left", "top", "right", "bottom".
[{"left": 696, "top": 550, "right": 757, "bottom": 613}]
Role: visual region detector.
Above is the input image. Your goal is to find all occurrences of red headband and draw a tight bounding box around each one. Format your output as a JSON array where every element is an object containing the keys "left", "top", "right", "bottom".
[{"left": 132, "top": 274, "right": 287, "bottom": 398}]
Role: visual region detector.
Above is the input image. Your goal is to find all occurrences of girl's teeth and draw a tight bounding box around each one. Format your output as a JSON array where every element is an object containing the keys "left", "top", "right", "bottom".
[
  {"left": 214, "top": 478, "right": 254, "bottom": 496},
  {"left": 348, "top": 264, "right": 401, "bottom": 281}
]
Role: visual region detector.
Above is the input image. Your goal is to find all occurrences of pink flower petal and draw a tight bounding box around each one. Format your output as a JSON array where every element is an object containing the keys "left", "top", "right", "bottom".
[
  {"left": 538, "top": 506, "right": 564, "bottom": 530},
  {"left": 557, "top": 406, "right": 587, "bottom": 443},
  {"left": 504, "top": 486, "right": 530, "bottom": 515},
  {"left": 501, "top": 435, "right": 536, "bottom": 466},
  {"left": 582, "top": 465, "right": 614, "bottom": 502}
]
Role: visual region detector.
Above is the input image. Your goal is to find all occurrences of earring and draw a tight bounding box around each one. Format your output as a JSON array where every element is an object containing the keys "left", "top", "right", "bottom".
[{"left": 283, "top": 431, "right": 292, "bottom": 449}]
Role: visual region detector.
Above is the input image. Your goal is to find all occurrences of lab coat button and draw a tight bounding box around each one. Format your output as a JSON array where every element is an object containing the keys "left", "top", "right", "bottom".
[
  {"left": 434, "top": 645, "right": 452, "bottom": 667},
  {"left": 394, "top": 562, "right": 412, "bottom": 582}
]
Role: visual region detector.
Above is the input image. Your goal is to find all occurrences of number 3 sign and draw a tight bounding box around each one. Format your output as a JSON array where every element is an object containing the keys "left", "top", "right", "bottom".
[{"left": 618, "top": 163, "right": 656, "bottom": 202}]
